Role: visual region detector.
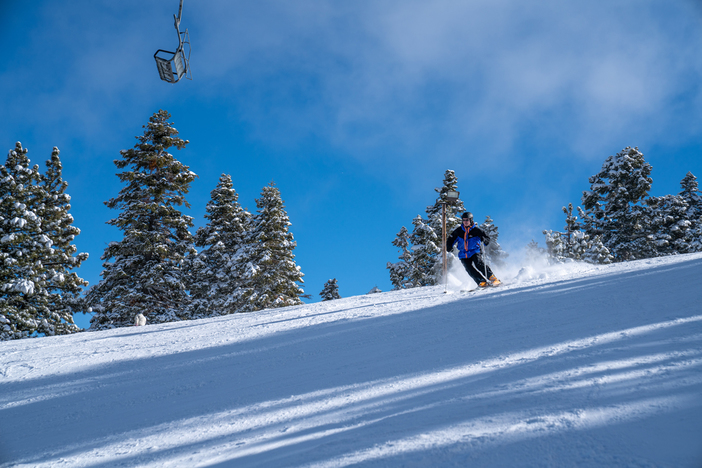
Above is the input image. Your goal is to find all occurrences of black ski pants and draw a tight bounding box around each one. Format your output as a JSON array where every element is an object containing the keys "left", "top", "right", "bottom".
[{"left": 460, "top": 254, "right": 494, "bottom": 286}]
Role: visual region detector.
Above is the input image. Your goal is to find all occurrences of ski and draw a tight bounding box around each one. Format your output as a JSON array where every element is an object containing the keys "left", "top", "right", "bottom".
[{"left": 460, "top": 282, "right": 502, "bottom": 293}]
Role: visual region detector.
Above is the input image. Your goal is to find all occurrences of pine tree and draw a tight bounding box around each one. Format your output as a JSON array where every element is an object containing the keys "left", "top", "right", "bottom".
[
  {"left": 425, "top": 169, "right": 465, "bottom": 236},
  {"left": 39, "top": 147, "right": 89, "bottom": 329},
  {"left": 679, "top": 172, "right": 702, "bottom": 219},
  {"left": 320, "top": 278, "right": 341, "bottom": 301},
  {"left": 186, "top": 174, "right": 252, "bottom": 318},
  {"left": 387, "top": 226, "right": 412, "bottom": 290},
  {"left": 679, "top": 172, "right": 702, "bottom": 252},
  {"left": 562, "top": 204, "right": 582, "bottom": 244},
  {"left": 479, "top": 216, "right": 508, "bottom": 267},
  {"left": 407, "top": 215, "right": 440, "bottom": 287},
  {"left": 0, "top": 143, "right": 50, "bottom": 339},
  {"left": 0, "top": 143, "right": 87, "bottom": 340},
  {"left": 581, "top": 234, "right": 614, "bottom": 264},
  {"left": 645, "top": 194, "right": 692, "bottom": 255},
  {"left": 86, "top": 110, "right": 197, "bottom": 329},
  {"left": 543, "top": 204, "right": 614, "bottom": 265},
  {"left": 543, "top": 229, "right": 567, "bottom": 262},
  {"left": 232, "top": 182, "right": 305, "bottom": 312},
  {"left": 581, "top": 146, "right": 654, "bottom": 261},
  {"left": 424, "top": 170, "right": 465, "bottom": 284}
]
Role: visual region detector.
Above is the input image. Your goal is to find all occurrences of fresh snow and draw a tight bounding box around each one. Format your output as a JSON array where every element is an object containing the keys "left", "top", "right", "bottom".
[{"left": 1, "top": 254, "right": 702, "bottom": 467}]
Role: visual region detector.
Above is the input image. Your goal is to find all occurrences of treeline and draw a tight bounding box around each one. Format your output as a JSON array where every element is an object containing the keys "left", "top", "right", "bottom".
[
  {"left": 387, "top": 170, "right": 508, "bottom": 289},
  {"left": 540, "top": 146, "right": 702, "bottom": 263},
  {"left": 1, "top": 110, "right": 306, "bottom": 339}
]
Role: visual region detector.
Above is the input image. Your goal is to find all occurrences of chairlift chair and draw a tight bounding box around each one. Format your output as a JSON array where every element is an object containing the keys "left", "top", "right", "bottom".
[{"left": 154, "top": 0, "right": 191, "bottom": 83}]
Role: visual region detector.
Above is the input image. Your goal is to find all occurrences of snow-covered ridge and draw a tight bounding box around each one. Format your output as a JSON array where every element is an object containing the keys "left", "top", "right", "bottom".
[{"left": 1, "top": 253, "right": 701, "bottom": 467}]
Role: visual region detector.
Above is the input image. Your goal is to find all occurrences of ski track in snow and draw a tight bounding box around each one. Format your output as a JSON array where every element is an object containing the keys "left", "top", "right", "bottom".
[{"left": 1, "top": 254, "right": 702, "bottom": 467}]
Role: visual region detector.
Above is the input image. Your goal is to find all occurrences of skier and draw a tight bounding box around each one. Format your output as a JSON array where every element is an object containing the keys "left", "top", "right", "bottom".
[{"left": 446, "top": 212, "right": 501, "bottom": 288}]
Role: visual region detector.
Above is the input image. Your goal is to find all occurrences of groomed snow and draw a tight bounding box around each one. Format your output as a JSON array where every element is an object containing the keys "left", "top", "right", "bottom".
[{"left": 1, "top": 254, "right": 702, "bottom": 467}]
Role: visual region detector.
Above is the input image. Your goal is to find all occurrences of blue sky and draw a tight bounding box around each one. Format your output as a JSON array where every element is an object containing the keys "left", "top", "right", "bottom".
[{"left": 2, "top": 1, "right": 702, "bottom": 328}]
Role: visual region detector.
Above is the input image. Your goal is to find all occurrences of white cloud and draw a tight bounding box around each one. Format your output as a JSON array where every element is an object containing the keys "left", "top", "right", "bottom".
[{"left": 184, "top": 0, "right": 702, "bottom": 170}]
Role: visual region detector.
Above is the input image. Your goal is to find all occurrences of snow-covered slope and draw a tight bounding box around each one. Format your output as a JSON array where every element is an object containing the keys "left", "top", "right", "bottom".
[{"left": 1, "top": 254, "right": 702, "bottom": 467}]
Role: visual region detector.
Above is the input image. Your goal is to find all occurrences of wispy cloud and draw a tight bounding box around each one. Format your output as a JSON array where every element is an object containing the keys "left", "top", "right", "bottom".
[{"left": 189, "top": 0, "right": 702, "bottom": 170}]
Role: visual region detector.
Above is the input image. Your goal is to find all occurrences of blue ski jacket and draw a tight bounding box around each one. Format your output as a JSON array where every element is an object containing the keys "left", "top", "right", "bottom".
[{"left": 446, "top": 224, "right": 490, "bottom": 259}]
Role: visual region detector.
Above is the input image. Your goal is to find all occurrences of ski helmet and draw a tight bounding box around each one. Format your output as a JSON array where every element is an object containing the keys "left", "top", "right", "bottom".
[{"left": 462, "top": 212, "right": 473, "bottom": 221}]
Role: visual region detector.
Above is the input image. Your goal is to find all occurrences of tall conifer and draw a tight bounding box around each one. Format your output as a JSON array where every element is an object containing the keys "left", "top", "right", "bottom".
[
  {"left": 407, "top": 215, "right": 440, "bottom": 287},
  {"left": 387, "top": 226, "right": 412, "bottom": 290},
  {"left": 581, "top": 146, "right": 654, "bottom": 261},
  {"left": 186, "top": 174, "right": 252, "bottom": 317},
  {"left": 40, "top": 147, "right": 89, "bottom": 326},
  {"left": 86, "top": 110, "right": 197, "bottom": 329},
  {"left": 232, "top": 182, "right": 305, "bottom": 312},
  {"left": 0, "top": 143, "right": 87, "bottom": 339}
]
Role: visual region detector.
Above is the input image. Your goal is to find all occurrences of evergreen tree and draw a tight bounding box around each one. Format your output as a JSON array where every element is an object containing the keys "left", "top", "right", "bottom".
[
  {"left": 86, "top": 110, "right": 197, "bottom": 329},
  {"left": 320, "top": 278, "right": 341, "bottom": 301},
  {"left": 679, "top": 172, "right": 702, "bottom": 219},
  {"left": 581, "top": 234, "right": 614, "bottom": 265},
  {"left": 232, "top": 182, "right": 305, "bottom": 312},
  {"left": 479, "top": 216, "right": 508, "bottom": 267},
  {"left": 0, "top": 143, "right": 51, "bottom": 339},
  {"left": 542, "top": 229, "right": 567, "bottom": 262},
  {"left": 0, "top": 143, "right": 87, "bottom": 340},
  {"left": 425, "top": 170, "right": 465, "bottom": 283},
  {"left": 543, "top": 204, "right": 613, "bottom": 265},
  {"left": 39, "top": 147, "right": 89, "bottom": 327},
  {"left": 562, "top": 203, "right": 581, "bottom": 244},
  {"left": 645, "top": 194, "right": 692, "bottom": 255},
  {"left": 407, "top": 215, "right": 440, "bottom": 287},
  {"left": 387, "top": 226, "right": 412, "bottom": 290},
  {"left": 425, "top": 169, "right": 465, "bottom": 236},
  {"left": 581, "top": 146, "right": 654, "bottom": 261},
  {"left": 388, "top": 170, "right": 465, "bottom": 290},
  {"left": 186, "top": 174, "right": 252, "bottom": 318},
  {"left": 679, "top": 172, "right": 702, "bottom": 252}
]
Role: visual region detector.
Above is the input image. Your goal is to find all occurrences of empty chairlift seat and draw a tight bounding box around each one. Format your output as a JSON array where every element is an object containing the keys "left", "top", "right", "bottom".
[{"left": 154, "top": 0, "right": 191, "bottom": 83}]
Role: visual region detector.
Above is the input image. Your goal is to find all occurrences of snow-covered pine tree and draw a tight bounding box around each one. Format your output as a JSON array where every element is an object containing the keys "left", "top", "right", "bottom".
[
  {"left": 186, "top": 174, "right": 252, "bottom": 318},
  {"left": 39, "top": 147, "right": 89, "bottom": 329},
  {"left": 544, "top": 204, "right": 585, "bottom": 262},
  {"left": 581, "top": 234, "right": 614, "bottom": 264},
  {"left": 424, "top": 170, "right": 465, "bottom": 282},
  {"left": 679, "top": 172, "right": 702, "bottom": 252},
  {"left": 479, "top": 215, "right": 508, "bottom": 267},
  {"left": 407, "top": 215, "right": 440, "bottom": 287},
  {"left": 679, "top": 172, "right": 702, "bottom": 218},
  {"left": 581, "top": 146, "right": 654, "bottom": 261},
  {"left": 0, "top": 143, "right": 50, "bottom": 340},
  {"left": 0, "top": 143, "right": 86, "bottom": 339},
  {"left": 320, "top": 278, "right": 341, "bottom": 301},
  {"left": 86, "top": 110, "right": 197, "bottom": 329},
  {"left": 543, "top": 203, "right": 614, "bottom": 265},
  {"left": 562, "top": 203, "right": 581, "bottom": 245},
  {"left": 387, "top": 226, "right": 412, "bottom": 290},
  {"left": 645, "top": 194, "right": 692, "bottom": 255},
  {"left": 542, "top": 229, "right": 567, "bottom": 262},
  {"left": 232, "top": 182, "right": 305, "bottom": 312},
  {"left": 425, "top": 169, "right": 465, "bottom": 236}
]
